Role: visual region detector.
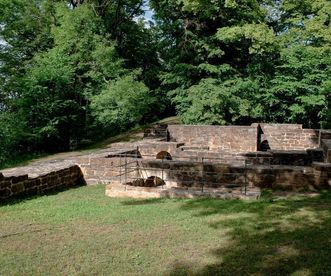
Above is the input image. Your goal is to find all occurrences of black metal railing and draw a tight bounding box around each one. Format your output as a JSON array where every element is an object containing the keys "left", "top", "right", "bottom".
[{"left": 105, "top": 151, "right": 275, "bottom": 195}]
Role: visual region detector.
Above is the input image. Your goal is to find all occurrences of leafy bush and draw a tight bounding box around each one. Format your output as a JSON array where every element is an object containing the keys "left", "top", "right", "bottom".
[{"left": 90, "top": 75, "right": 155, "bottom": 130}]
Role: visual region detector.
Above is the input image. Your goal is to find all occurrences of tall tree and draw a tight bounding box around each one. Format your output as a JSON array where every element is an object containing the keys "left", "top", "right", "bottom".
[
  {"left": 150, "top": 0, "right": 278, "bottom": 125},
  {"left": 0, "top": 0, "right": 160, "bottom": 165},
  {"left": 150, "top": 0, "right": 330, "bottom": 128},
  {"left": 262, "top": 0, "right": 331, "bottom": 128}
]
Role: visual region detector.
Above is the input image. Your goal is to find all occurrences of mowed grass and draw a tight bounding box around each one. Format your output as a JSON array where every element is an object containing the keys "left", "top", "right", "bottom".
[{"left": 1, "top": 187, "right": 331, "bottom": 275}]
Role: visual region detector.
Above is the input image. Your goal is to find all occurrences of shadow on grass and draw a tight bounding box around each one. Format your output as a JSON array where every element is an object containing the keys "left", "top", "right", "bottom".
[
  {"left": 121, "top": 198, "right": 167, "bottom": 206},
  {"left": 168, "top": 191, "right": 331, "bottom": 275}
]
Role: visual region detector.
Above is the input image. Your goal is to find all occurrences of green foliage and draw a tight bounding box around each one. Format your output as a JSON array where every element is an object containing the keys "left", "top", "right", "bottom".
[
  {"left": 152, "top": 0, "right": 330, "bottom": 127},
  {"left": 216, "top": 23, "right": 277, "bottom": 54},
  {"left": 0, "top": 0, "right": 161, "bottom": 165},
  {"left": 16, "top": 4, "right": 123, "bottom": 151},
  {"left": 261, "top": 0, "right": 331, "bottom": 127},
  {"left": 264, "top": 46, "right": 330, "bottom": 127},
  {"left": 174, "top": 78, "right": 257, "bottom": 125},
  {"left": 1, "top": 0, "right": 331, "bottom": 165},
  {"left": 90, "top": 75, "right": 154, "bottom": 130}
]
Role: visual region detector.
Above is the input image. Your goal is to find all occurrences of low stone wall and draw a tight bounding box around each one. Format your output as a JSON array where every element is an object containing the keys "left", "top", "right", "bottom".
[
  {"left": 2, "top": 123, "right": 330, "bottom": 200},
  {"left": 106, "top": 182, "right": 260, "bottom": 200},
  {"left": 260, "top": 124, "right": 319, "bottom": 150},
  {"left": 319, "top": 130, "right": 331, "bottom": 144},
  {"left": 134, "top": 160, "right": 331, "bottom": 191},
  {"left": 246, "top": 147, "right": 326, "bottom": 166},
  {"left": 168, "top": 125, "right": 258, "bottom": 152},
  {"left": 319, "top": 131, "right": 331, "bottom": 161},
  {"left": 76, "top": 153, "right": 137, "bottom": 185},
  {"left": 0, "top": 165, "right": 85, "bottom": 201},
  {"left": 321, "top": 139, "right": 331, "bottom": 163},
  {"left": 138, "top": 142, "right": 184, "bottom": 158}
]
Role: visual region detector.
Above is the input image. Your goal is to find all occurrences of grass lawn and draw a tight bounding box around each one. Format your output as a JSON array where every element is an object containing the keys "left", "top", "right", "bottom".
[{"left": 1, "top": 186, "right": 331, "bottom": 275}]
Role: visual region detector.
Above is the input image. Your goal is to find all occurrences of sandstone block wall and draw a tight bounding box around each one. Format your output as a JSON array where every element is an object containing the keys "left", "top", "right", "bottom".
[
  {"left": 259, "top": 124, "right": 319, "bottom": 150},
  {"left": 0, "top": 165, "right": 85, "bottom": 201},
  {"left": 137, "top": 160, "right": 331, "bottom": 191},
  {"left": 321, "top": 139, "right": 331, "bottom": 163},
  {"left": 167, "top": 125, "right": 258, "bottom": 152},
  {"left": 138, "top": 142, "right": 184, "bottom": 158},
  {"left": 76, "top": 155, "right": 137, "bottom": 185}
]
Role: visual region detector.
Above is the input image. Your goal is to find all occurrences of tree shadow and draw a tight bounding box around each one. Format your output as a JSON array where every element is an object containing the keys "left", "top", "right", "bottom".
[
  {"left": 167, "top": 191, "right": 331, "bottom": 275},
  {"left": 121, "top": 198, "right": 167, "bottom": 206}
]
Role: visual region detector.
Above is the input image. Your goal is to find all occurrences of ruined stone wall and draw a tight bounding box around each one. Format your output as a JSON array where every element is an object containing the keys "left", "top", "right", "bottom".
[
  {"left": 138, "top": 160, "right": 331, "bottom": 191},
  {"left": 260, "top": 124, "right": 319, "bottom": 150},
  {"left": 76, "top": 155, "right": 137, "bottom": 185},
  {"left": 320, "top": 130, "right": 331, "bottom": 163},
  {"left": 321, "top": 140, "right": 331, "bottom": 163},
  {"left": 0, "top": 165, "right": 85, "bottom": 201},
  {"left": 138, "top": 142, "right": 184, "bottom": 158},
  {"left": 167, "top": 125, "right": 258, "bottom": 152}
]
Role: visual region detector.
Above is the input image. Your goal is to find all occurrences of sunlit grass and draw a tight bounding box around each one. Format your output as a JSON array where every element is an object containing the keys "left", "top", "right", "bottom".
[{"left": 1, "top": 186, "right": 330, "bottom": 275}]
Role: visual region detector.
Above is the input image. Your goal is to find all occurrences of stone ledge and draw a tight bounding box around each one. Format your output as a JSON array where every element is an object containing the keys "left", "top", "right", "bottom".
[
  {"left": 105, "top": 183, "right": 260, "bottom": 200},
  {"left": 0, "top": 165, "right": 85, "bottom": 201}
]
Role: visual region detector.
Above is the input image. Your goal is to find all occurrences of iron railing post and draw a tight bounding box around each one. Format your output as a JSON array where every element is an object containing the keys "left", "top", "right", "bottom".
[
  {"left": 244, "top": 159, "right": 247, "bottom": 195},
  {"left": 120, "top": 155, "right": 122, "bottom": 184},
  {"left": 201, "top": 157, "right": 204, "bottom": 193},
  {"left": 161, "top": 157, "right": 164, "bottom": 189}
]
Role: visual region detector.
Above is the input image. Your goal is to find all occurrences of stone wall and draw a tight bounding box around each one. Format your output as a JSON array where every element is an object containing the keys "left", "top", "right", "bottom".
[
  {"left": 260, "top": 124, "right": 319, "bottom": 150},
  {"left": 0, "top": 165, "right": 85, "bottom": 201},
  {"left": 321, "top": 139, "right": 331, "bottom": 163},
  {"left": 168, "top": 125, "right": 258, "bottom": 152},
  {"left": 320, "top": 130, "right": 331, "bottom": 163},
  {"left": 76, "top": 153, "right": 137, "bottom": 185},
  {"left": 136, "top": 160, "right": 331, "bottom": 191},
  {"left": 2, "top": 123, "right": 330, "bottom": 200},
  {"left": 256, "top": 149, "right": 324, "bottom": 166},
  {"left": 138, "top": 142, "right": 184, "bottom": 158}
]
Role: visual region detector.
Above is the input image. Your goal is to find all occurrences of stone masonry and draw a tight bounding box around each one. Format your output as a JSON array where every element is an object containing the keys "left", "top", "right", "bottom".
[
  {"left": 1, "top": 123, "right": 331, "bottom": 201},
  {"left": 0, "top": 161, "right": 85, "bottom": 200}
]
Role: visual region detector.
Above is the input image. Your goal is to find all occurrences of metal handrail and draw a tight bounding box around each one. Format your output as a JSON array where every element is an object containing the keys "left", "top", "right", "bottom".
[{"left": 104, "top": 151, "right": 277, "bottom": 196}]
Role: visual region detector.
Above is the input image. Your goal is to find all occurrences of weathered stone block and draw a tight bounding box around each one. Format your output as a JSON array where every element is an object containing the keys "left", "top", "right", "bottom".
[
  {"left": 11, "top": 175, "right": 28, "bottom": 184},
  {"left": 0, "top": 180, "right": 11, "bottom": 189},
  {"left": 11, "top": 183, "right": 25, "bottom": 194},
  {"left": 0, "top": 188, "right": 12, "bottom": 199}
]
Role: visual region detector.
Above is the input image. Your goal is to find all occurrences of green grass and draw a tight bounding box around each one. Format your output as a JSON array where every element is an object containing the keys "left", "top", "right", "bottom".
[{"left": 1, "top": 187, "right": 331, "bottom": 275}]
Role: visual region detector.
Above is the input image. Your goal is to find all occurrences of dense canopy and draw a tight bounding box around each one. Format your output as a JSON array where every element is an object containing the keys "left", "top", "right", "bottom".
[{"left": 0, "top": 0, "right": 330, "bottom": 165}]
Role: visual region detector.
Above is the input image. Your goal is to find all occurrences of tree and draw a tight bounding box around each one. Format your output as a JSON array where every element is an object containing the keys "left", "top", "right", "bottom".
[
  {"left": 150, "top": 0, "right": 278, "bottom": 125},
  {"left": 0, "top": 0, "right": 160, "bottom": 164},
  {"left": 262, "top": 0, "right": 331, "bottom": 128},
  {"left": 151, "top": 0, "right": 330, "bottom": 128},
  {"left": 90, "top": 74, "right": 154, "bottom": 130},
  {"left": 18, "top": 3, "right": 126, "bottom": 151}
]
